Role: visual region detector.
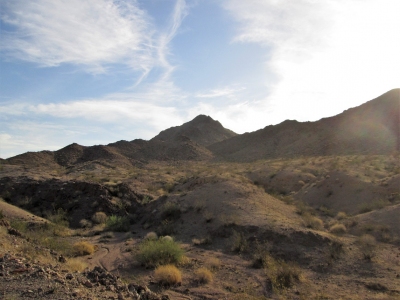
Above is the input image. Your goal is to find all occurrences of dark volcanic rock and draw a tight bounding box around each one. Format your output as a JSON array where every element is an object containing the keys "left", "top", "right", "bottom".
[{"left": 0, "top": 177, "right": 144, "bottom": 228}]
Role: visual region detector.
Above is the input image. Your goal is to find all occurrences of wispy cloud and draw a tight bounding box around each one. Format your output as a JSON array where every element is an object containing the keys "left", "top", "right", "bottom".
[
  {"left": 195, "top": 86, "right": 245, "bottom": 99},
  {"left": 223, "top": 0, "right": 400, "bottom": 122},
  {"left": 0, "top": 0, "right": 154, "bottom": 74}
]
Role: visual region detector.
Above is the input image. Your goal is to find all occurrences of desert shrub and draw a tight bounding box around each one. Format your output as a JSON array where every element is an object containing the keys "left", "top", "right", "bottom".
[
  {"left": 106, "top": 215, "right": 130, "bottom": 232},
  {"left": 264, "top": 254, "right": 302, "bottom": 292},
  {"left": 329, "top": 223, "right": 347, "bottom": 234},
  {"left": 136, "top": 239, "right": 184, "bottom": 268},
  {"left": 194, "top": 267, "right": 213, "bottom": 284},
  {"left": 357, "top": 234, "right": 377, "bottom": 260},
  {"left": 230, "top": 230, "right": 248, "bottom": 253},
  {"left": 161, "top": 235, "right": 174, "bottom": 242},
  {"left": 144, "top": 231, "right": 158, "bottom": 240},
  {"left": 73, "top": 241, "right": 95, "bottom": 256},
  {"left": 251, "top": 241, "right": 271, "bottom": 269},
  {"left": 154, "top": 265, "right": 182, "bottom": 286},
  {"left": 161, "top": 202, "right": 181, "bottom": 220},
  {"left": 47, "top": 208, "right": 69, "bottom": 227},
  {"left": 92, "top": 212, "right": 108, "bottom": 224},
  {"left": 319, "top": 205, "right": 335, "bottom": 217},
  {"left": 327, "top": 239, "right": 344, "bottom": 261},
  {"left": 207, "top": 257, "right": 221, "bottom": 271},
  {"left": 10, "top": 220, "right": 28, "bottom": 233},
  {"left": 65, "top": 258, "right": 88, "bottom": 272},
  {"left": 295, "top": 201, "right": 314, "bottom": 216},
  {"left": 359, "top": 199, "right": 390, "bottom": 214},
  {"left": 302, "top": 213, "right": 324, "bottom": 230},
  {"left": 79, "top": 219, "right": 92, "bottom": 228},
  {"left": 0, "top": 209, "right": 4, "bottom": 219},
  {"left": 336, "top": 211, "right": 347, "bottom": 220}
]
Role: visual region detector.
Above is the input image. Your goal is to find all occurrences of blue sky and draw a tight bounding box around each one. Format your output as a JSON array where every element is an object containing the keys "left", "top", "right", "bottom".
[{"left": 1, "top": 0, "right": 399, "bottom": 159}]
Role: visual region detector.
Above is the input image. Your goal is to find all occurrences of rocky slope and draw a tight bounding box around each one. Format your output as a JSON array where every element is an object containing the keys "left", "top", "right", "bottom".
[
  {"left": 151, "top": 114, "right": 237, "bottom": 147},
  {"left": 208, "top": 89, "right": 400, "bottom": 161}
]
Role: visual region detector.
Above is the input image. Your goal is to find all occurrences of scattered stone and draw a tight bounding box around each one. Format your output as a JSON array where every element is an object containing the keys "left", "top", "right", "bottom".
[{"left": 7, "top": 227, "right": 22, "bottom": 237}]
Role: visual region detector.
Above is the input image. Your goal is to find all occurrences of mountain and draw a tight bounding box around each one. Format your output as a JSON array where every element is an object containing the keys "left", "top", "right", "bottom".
[
  {"left": 208, "top": 89, "right": 400, "bottom": 161},
  {"left": 4, "top": 114, "right": 236, "bottom": 167},
  {"left": 151, "top": 114, "right": 237, "bottom": 146}
]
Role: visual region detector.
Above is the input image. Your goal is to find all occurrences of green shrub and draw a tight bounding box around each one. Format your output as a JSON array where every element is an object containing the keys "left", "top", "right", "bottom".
[
  {"left": 106, "top": 215, "right": 130, "bottom": 232},
  {"left": 136, "top": 239, "right": 184, "bottom": 268}
]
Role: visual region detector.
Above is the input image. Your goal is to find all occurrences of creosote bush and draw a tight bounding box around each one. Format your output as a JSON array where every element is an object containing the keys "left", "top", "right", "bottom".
[
  {"left": 73, "top": 241, "right": 95, "bottom": 256},
  {"left": 106, "top": 215, "right": 130, "bottom": 232},
  {"left": 136, "top": 238, "right": 184, "bottom": 268},
  {"left": 194, "top": 267, "right": 213, "bottom": 284},
  {"left": 154, "top": 265, "right": 182, "bottom": 286},
  {"left": 302, "top": 213, "right": 324, "bottom": 230}
]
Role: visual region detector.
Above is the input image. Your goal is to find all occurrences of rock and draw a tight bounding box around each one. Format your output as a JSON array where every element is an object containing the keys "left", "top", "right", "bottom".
[
  {"left": 0, "top": 219, "right": 10, "bottom": 227},
  {"left": 58, "top": 255, "right": 67, "bottom": 263},
  {"left": 7, "top": 227, "right": 22, "bottom": 237},
  {"left": 83, "top": 280, "right": 93, "bottom": 288}
]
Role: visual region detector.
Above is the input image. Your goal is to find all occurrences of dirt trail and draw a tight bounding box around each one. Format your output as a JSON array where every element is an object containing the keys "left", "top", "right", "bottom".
[{"left": 84, "top": 232, "right": 139, "bottom": 272}]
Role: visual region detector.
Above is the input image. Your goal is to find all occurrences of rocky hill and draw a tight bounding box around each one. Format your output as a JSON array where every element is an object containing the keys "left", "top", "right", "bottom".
[
  {"left": 208, "top": 89, "right": 400, "bottom": 161},
  {"left": 151, "top": 114, "right": 237, "bottom": 146}
]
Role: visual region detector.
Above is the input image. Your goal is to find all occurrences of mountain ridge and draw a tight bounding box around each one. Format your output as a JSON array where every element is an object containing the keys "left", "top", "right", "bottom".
[{"left": 2, "top": 89, "right": 399, "bottom": 166}]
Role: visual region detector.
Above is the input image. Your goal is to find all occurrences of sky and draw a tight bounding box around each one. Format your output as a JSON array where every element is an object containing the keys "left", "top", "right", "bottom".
[{"left": 0, "top": 0, "right": 399, "bottom": 159}]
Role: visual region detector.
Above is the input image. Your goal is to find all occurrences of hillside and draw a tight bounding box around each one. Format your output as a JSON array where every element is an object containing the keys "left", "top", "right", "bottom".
[{"left": 208, "top": 89, "right": 400, "bottom": 161}]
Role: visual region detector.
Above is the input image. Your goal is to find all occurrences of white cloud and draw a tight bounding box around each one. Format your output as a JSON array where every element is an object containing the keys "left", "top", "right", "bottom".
[
  {"left": 1, "top": 0, "right": 154, "bottom": 74},
  {"left": 195, "top": 86, "right": 246, "bottom": 99},
  {"left": 223, "top": 0, "right": 400, "bottom": 124}
]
